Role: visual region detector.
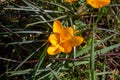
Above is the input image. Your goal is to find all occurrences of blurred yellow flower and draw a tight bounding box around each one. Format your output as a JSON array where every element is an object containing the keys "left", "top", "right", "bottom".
[
  {"left": 87, "top": 0, "right": 110, "bottom": 8},
  {"left": 66, "top": 0, "right": 77, "bottom": 3},
  {"left": 47, "top": 20, "right": 84, "bottom": 55}
]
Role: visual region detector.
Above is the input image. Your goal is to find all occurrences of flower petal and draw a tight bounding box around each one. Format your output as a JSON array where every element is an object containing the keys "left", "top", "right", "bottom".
[
  {"left": 53, "top": 20, "right": 63, "bottom": 33},
  {"left": 68, "top": 36, "right": 84, "bottom": 47},
  {"left": 87, "top": 0, "right": 110, "bottom": 8},
  {"left": 65, "top": 27, "right": 74, "bottom": 36},
  {"left": 59, "top": 42, "right": 72, "bottom": 53},
  {"left": 60, "top": 27, "right": 74, "bottom": 41},
  {"left": 66, "top": 0, "right": 78, "bottom": 3},
  {"left": 48, "top": 33, "right": 60, "bottom": 45},
  {"left": 47, "top": 45, "right": 61, "bottom": 55}
]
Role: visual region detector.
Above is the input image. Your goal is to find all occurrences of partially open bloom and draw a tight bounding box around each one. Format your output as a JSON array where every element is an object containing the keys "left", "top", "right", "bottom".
[
  {"left": 87, "top": 0, "right": 110, "bottom": 8},
  {"left": 47, "top": 20, "right": 84, "bottom": 55},
  {"left": 66, "top": 0, "right": 77, "bottom": 3}
]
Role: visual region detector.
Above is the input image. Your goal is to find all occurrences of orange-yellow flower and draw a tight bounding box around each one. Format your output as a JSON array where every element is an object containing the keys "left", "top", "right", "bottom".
[
  {"left": 47, "top": 20, "right": 84, "bottom": 55},
  {"left": 87, "top": 0, "right": 111, "bottom": 8},
  {"left": 66, "top": 0, "right": 77, "bottom": 3}
]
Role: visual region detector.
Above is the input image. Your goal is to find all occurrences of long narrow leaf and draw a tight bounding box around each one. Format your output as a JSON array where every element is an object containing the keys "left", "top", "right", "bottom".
[
  {"left": 32, "top": 45, "right": 47, "bottom": 80},
  {"left": 76, "top": 34, "right": 115, "bottom": 57},
  {"left": 95, "top": 43, "right": 120, "bottom": 55}
]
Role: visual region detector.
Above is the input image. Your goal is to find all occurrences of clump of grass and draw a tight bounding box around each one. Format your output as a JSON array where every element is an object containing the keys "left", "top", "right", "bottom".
[{"left": 0, "top": 0, "right": 120, "bottom": 80}]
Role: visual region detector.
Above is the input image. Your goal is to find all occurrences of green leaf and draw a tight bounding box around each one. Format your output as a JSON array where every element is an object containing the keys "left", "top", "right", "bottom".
[
  {"left": 7, "top": 69, "right": 32, "bottom": 76},
  {"left": 14, "top": 42, "right": 47, "bottom": 70},
  {"left": 76, "top": 34, "right": 115, "bottom": 57},
  {"left": 95, "top": 43, "right": 120, "bottom": 55},
  {"left": 32, "top": 45, "right": 47, "bottom": 80}
]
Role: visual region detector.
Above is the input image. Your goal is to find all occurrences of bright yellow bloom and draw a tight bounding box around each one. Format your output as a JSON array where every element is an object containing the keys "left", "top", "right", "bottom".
[
  {"left": 66, "top": 0, "right": 77, "bottom": 3},
  {"left": 47, "top": 20, "right": 84, "bottom": 55},
  {"left": 87, "top": 0, "right": 110, "bottom": 8}
]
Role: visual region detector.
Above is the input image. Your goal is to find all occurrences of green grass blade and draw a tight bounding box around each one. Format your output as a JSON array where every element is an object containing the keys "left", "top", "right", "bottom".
[
  {"left": 32, "top": 45, "right": 47, "bottom": 80},
  {"left": 76, "top": 34, "right": 115, "bottom": 57},
  {"left": 7, "top": 69, "right": 32, "bottom": 76},
  {"left": 95, "top": 43, "right": 120, "bottom": 55},
  {"left": 49, "top": 68, "right": 61, "bottom": 80},
  {"left": 102, "top": 57, "right": 106, "bottom": 80},
  {"left": 15, "top": 42, "right": 47, "bottom": 70},
  {"left": 26, "top": 15, "right": 67, "bottom": 27},
  {"left": 90, "top": 24, "right": 95, "bottom": 80}
]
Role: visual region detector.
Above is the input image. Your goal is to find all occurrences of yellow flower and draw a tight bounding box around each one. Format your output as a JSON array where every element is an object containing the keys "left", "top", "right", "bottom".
[
  {"left": 47, "top": 20, "right": 84, "bottom": 55},
  {"left": 66, "top": 0, "right": 77, "bottom": 3},
  {"left": 87, "top": 0, "right": 110, "bottom": 8}
]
